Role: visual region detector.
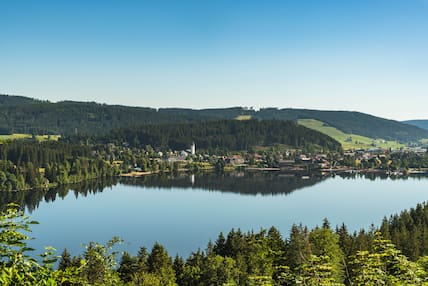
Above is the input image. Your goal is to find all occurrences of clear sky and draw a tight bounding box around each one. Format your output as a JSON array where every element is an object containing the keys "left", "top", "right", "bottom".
[{"left": 1, "top": 0, "right": 428, "bottom": 120}]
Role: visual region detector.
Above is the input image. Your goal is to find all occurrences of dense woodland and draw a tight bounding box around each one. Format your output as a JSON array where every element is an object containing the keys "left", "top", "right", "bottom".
[
  {"left": 0, "top": 94, "right": 212, "bottom": 136},
  {"left": 3, "top": 202, "right": 428, "bottom": 285},
  {"left": 0, "top": 141, "right": 119, "bottom": 191},
  {"left": 1, "top": 94, "right": 427, "bottom": 142},
  {"left": 104, "top": 120, "right": 342, "bottom": 152}
]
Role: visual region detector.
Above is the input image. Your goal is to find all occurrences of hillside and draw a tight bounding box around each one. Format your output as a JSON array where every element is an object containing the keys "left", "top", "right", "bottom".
[
  {"left": 162, "top": 108, "right": 428, "bottom": 142},
  {"left": 0, "top": 94, "right": 427, "bottom": 143},
  {"left": 0, "top": 94, "right": 40, "bottom": 106},
  {"left": 255, "top": 108, "right": 428, "bottom": 142},
  {"left": 106, "top": 119, "right": 342, "bottom": 152},
  {"left": 404, "top": 120, "right": 428, "bottom": 131},
  {"left": 298, "top": 119, "right": 404, "bottom": 150},
  {"left": 0, "top": 95, "right": 213, "bottom": 135}
]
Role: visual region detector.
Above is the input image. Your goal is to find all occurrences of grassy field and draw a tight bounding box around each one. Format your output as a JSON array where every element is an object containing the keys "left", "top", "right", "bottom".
[
  {"left": 0, "top": 133, "right": 32, "bottom": 142},
  {"left": 235, "top": 115, "right": 252, "bottom": 121},
  {"left": 35, "top": 134, "right": 61, "bottom": 141},
  {"left": 0, "top": 134, "right": 61, "bottom": 143},
  {"left": 298, "top": 119, "right": 404, "bottom": 150}
]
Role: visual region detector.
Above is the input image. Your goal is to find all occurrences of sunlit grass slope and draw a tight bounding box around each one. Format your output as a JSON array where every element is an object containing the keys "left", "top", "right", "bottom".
[
  {"left": 235, "top": 115, "right": 252, "bottom": 120},
  {"left": 0, "top": 134, "right": 61, "bottom": 143},
  {"left": 298, "top": 119, "right": 404, "bottom": 150}
]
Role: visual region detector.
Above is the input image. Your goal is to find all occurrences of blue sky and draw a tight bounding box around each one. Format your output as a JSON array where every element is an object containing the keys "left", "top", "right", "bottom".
[{"left": 1, "top": 0, "right": 428, "bottom": 120}]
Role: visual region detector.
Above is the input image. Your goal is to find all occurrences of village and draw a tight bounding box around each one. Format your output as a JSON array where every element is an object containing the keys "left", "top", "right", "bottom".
[{"left": 114, "top": 142, "right": 428, "bottom": 178}]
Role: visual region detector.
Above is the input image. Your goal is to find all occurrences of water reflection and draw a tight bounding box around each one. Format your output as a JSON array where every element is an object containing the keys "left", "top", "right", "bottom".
[
  {"left": 1, "top": 172, "right": 427, "bottom": 213},
  {"left": 11, "top": 172, "right": 428, "bottom": 257},
  {"left": 121, "top": 172, "right": 325, "bottom": 195},
  {"left": 0, "top": 178, "right": 118, "bottom": 213}
]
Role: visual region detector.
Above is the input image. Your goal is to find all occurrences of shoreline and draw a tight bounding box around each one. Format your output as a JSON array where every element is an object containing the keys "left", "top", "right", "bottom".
[{"left": 119, "top": 165, "right": 428, "bottom": 178}]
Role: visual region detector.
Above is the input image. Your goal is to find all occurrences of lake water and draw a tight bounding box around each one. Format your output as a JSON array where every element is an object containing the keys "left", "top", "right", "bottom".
[{"left": 4, "top": 172, "right": 428, "bottom": 258}]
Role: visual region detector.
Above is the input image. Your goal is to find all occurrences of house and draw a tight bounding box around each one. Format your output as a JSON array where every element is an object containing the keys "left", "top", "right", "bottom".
[
  {"left": 228, "top": 155, "right": 245, "bottom": 165},
  {"left": 296, "top": 154, "right": 312, "bottom": 163}
]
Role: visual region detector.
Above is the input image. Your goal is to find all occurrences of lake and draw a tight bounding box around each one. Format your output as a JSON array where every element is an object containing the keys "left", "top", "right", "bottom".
[{"left": 3, "top": 172, "right": 428, "bottom": 258}]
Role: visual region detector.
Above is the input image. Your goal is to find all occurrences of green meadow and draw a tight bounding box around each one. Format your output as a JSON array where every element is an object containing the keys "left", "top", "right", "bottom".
[
  {"left": 298, "top": 119, "right": 404, "bottom": 150},
  {"left": 235, "top": 115, "right": 252, "bottom": 121},
  {"left": 0, "top": 134, "right": 61, "bottom": 143}
]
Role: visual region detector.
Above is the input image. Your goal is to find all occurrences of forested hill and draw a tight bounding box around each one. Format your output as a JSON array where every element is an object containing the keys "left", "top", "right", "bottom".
[
  {"left": 0, "top": 95, "right": 213, "bottom": 135},
  {"left": 258, "top": 109, "right": 428, "bottom": 142},
  {"left": 157, "top": 108, "right": 428, "bottom": 142},
  {"left": 1, "top": 94, "right": 427, "bottom": 142},
  {"left": 0, "top": 94, "right": 41, "bottom": 106},
  {"left": 404, "top": 120, "right": 428, "bottom": 131},
  {"left": 106, "top": 120, "right": 342, "bottom": 152}
]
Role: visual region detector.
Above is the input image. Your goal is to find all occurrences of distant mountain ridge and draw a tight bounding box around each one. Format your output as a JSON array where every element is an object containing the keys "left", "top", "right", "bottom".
[
  {"left": 404, "top": 120, "right": 428, "bottom": 131},
  {"left": 170, "top": 107, "right": 428, "bottom": 142},
  {"left": 0, "top": 94, "right": 427, "bottom": 142},
  {"left": 0, "top": 94, "right": 41, "bottom": 106}
]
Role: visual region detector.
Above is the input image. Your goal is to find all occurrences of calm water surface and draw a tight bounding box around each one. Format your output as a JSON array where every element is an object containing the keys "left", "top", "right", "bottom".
[{"left": 13, "top": 174, "right": 428, "bottom": 257}]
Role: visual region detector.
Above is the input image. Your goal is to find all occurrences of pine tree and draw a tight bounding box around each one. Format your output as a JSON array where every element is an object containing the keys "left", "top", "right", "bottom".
[
  {"left": 309, "top": 224, "right": 345, "bottom": 282},
  {"left": 58, "top": 248, "right": 72, "bottom": 271},
  {"left": 147, "top": 242, "right": 176, "bottom": 285},
  {"left": 117, "top": 252, "right": 138, "bottom": 282},
  {"left": 285, "top": 224, "right": 311, "bottom": 270}
]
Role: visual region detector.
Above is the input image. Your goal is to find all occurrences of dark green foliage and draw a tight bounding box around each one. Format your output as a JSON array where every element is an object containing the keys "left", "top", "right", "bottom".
[
  {"left": 213, "top": 232, "right": 227, "bottom": 256},
  {"left": 147, "top": 242, "right": 176, "bottom": 285},
  {"left": 173, "top": 255, "right": 186, "bottom": 286},
  {"left": 136, "top": 246, "right": 150, "bottom": 273},
  {"left": 117, "top": 252, "right": 138, "bottom": 282},
  {"left": 2, "top": 94, "right": 424, "bottom": 142},
  {"left": 308, "top": 222, "right": 345, "bottom": 282},
  {"left": 0, "top": 141, "right": 119, "bottom": 191},
  {"left": 58, "top": 248, "right": 72, "bottom": 271},
  {"left": 0, "top": 94, "right": 40, "bottom": 107},
  {"left": 107, "top": 119, "right": 342, "bottom": 152},
  {"left": 389, "top": 152, "right": 428, "bottom": 169},
  {"left": 285, "top": 224, "right": 311, "bottom": 270},
  {"left": 380, "top": 202, "right": 428, "bottom": 260},
  {"left": 0, "top": 95, "right": 208, "bottom": 136}
]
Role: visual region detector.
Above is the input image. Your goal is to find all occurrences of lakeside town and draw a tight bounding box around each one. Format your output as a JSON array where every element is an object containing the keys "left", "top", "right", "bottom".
[{"left": 116, "top": 142, "right": 428, "bottom": 178}]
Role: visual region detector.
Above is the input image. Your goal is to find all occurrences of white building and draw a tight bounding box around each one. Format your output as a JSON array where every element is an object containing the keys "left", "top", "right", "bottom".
[{"left": 191, "top": 142, "right": 196, "bottom": 155}]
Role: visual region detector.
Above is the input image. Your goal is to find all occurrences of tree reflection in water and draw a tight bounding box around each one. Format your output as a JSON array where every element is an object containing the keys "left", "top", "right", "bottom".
[{"left": 1, "top": 172, "right": 423, "bottom": 213}]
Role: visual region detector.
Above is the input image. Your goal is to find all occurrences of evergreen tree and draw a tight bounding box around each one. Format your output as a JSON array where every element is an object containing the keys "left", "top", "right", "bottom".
[
  {"left": 173, "top": 255, "right": 185, "bottom": 286},
  {"left": 147, "top": 242, "right": 176, "bottom": 285},
  {"left": 213, "top": 232, "right": 227, "bottom": 256},
  {"left": 136, "top": 246, "right": 149, "bottom": 273},
  {"left": 117, "top": 252, "right": 138, "bottom": 282},
  {"left": 58, "top": 248, "right": 72, "bottom": 271},
  {"left": 285, "top": 224, "right": 311, "bottom": 270},
  {"left": 309, "top": 223, "right": 345, "bottom": 282}
]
